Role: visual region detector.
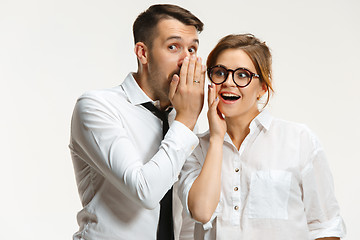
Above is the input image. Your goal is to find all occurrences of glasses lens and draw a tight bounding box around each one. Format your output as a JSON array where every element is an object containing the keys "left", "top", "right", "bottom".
[
  {"left": 234, "top": 69, "right": 251, "bottom": 87},
  {"left": 210, "top": 66, "right": 227, "bottom": 84}
]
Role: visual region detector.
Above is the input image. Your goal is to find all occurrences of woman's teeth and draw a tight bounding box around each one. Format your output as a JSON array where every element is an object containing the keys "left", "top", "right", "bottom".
[{"left": 221, "top": 93, "right": 241, "bottom": 101}]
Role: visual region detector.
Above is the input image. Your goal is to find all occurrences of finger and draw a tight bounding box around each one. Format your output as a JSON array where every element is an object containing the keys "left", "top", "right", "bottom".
[
  {"left": 200, "top": 64, "right": 206, "bottom": 89},
  {"left": 207, "top": 83, "right": 215, "bottom": 107},
  {"left": 210, "top": 87, "right": 224, "bottom": 119},
  {"left": 186, "top": 55, "right": 196, "bottom": 85},
  {"left": 179, "top": 57, "right": 189, "bottom": 87},
  {"left": 212, "top": 96, "right": 220, "bottom": 111},
  {"left": 217, "top": 107, "right": 225, "bottom": 120},
  {"left": 193, "top": 57, "right": 202, "bottom": 86},
  {"left": 208, "top": 96, "right": 221, "bottom": 120},
  {"left": 169, "top": 74, "right": 179, "bottom": 100}
]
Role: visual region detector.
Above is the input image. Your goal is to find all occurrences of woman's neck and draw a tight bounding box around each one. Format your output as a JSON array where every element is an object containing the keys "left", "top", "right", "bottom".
[{"left": 225, "top": 109, "right": 260, "bottom": 150}]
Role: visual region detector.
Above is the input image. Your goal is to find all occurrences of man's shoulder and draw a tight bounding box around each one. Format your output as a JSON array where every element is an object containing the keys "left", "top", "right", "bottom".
[
  {"left": 77, "top": 85, "right": 128, "bottom": 106},
  {"left": 72, "top": 85, "right": 131, "bottom": 118},
  {"left": 80, "top": 85, "right": 125, "bottom": 100}
]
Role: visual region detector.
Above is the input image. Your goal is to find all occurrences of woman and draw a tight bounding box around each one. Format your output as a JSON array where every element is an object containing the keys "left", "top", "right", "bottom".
[{"left": 178, "top": 34, "right": 346, "bottom": 239}]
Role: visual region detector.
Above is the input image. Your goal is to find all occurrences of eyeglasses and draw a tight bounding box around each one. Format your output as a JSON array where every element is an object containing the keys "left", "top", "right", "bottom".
[{"left": 207, "top": 65, "right": 260, "bottom": 88}]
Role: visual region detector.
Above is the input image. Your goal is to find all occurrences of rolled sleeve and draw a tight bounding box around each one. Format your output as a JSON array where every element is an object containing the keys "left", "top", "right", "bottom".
[{"left": 301, "top": 146, "right": 346, "bottom": 239}]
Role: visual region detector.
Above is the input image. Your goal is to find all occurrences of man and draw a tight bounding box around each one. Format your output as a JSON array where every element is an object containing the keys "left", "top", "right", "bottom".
[{"left": 69, "top": 4, "right": 204, "bottom": 240}]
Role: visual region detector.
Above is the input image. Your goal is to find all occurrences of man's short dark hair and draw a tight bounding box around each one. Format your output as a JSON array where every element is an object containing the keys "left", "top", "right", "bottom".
[{"left": 133, "top": 4, "right": 204, "bottom": 48}]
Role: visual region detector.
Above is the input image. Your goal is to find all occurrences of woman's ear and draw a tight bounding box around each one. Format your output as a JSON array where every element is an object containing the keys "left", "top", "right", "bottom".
[
  {"left": 134, "top": 42, "right": 148, "bottom": 65},
  {"left": 261, "top": 83, "right": 268, "bottom": 94},
  {"left": 257, "top": 82, "right": 268, "bottom": 99}
]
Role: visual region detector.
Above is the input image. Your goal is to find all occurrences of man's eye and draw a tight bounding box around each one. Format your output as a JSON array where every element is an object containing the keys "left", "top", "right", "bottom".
[
  {"left": 168, "top": 45, "right": 178, "bottom": 51},
  {"left": 188, "top": 47, "right": 197, "bottom": 54}
]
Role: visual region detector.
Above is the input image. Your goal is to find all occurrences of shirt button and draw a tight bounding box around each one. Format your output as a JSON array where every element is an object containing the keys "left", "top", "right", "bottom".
[
  {"left": 234, "top": 187, "right": 238, "bottom": 191},
  {"left": 235, "top": 168, "right": 239, "bottom": 172},
  {"left": 234, "top": 206, "right": 239, "bottom": 210}
]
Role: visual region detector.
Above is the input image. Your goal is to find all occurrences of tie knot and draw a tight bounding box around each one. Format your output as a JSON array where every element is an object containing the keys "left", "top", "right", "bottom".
[
  {"left": 141, "top": 102, "right": 172, "bottom": 138},
  {"left": 141, "top": 102, "right": 171, "bottom": 123}
]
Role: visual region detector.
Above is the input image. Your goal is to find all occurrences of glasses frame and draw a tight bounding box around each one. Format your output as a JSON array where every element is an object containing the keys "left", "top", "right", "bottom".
[{"left": 207, "top": 65, "right": 260, "bottom": 88}]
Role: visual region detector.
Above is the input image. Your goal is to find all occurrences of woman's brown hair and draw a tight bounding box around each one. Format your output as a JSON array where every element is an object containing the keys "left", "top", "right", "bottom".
[{"left": 207, "top": 34, "right": 274, "bottom": 107}]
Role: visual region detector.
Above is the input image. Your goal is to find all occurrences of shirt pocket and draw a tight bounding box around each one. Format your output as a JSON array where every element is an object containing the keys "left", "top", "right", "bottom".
[{"left": 247, "top": 170, "right": 292, "bottom": 219}]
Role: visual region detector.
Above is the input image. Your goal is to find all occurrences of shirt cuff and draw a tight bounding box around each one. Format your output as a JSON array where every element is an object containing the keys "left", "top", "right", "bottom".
[
  {"left": 309, "top": 216, "right": 346, "bottom": 239},
  {"left": 183, "top": 179, "right": 219, "bottom": 231},
  {"left": 166, "top": 120, "right": 199, "bottom": 157},
  {"left": 202, "top": 216, "right": 216, "bottom": 230},
  {"left": 162, "top": 120, "right": 199, "bottom": 182}
]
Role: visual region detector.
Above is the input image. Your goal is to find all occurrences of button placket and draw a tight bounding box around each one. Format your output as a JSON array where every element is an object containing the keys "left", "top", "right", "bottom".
[{"left": 231, "top": 151, "right": 241, "bottom": 225}]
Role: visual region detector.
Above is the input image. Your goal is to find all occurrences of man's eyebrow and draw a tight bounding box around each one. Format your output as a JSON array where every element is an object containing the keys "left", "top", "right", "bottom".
[{"left": 165, "top": 36, "right": 199, "bottom": 44}]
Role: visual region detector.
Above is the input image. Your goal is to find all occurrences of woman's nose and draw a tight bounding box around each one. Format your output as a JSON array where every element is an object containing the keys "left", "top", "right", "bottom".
[{"left": 222, "top": 72, "right": 236, "bottom": 86}]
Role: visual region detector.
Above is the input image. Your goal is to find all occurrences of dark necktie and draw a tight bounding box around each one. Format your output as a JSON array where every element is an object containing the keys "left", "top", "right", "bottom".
[{"left": 141, "top": 102, "right": 174, "bottom": 240}]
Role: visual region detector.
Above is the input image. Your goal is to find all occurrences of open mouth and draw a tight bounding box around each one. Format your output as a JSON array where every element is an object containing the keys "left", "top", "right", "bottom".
[
  {"left": 170, "top": 68, "right": 181, "bottom": 80},
  {"left": 220, "top": 93, "right": 241, "bottom": 101}
]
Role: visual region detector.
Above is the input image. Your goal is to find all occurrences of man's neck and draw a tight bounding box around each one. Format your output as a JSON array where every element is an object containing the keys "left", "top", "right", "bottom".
[{"left": 132, "top": 72, "right": 171, "bottom": 110}]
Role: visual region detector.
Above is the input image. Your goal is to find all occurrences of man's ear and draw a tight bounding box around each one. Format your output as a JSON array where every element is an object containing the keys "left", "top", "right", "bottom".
[{"left": 134, "top": 42, "right": 148, "bottom": 65}]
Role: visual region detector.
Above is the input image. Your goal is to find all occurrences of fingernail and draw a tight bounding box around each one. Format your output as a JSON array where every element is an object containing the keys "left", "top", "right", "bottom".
[{"left": 184, "top": 57, "right": 189, "bottom": 61}]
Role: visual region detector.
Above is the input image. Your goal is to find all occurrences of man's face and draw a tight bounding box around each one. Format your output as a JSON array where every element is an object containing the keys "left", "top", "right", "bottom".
[{"left": 145, "top": 18, "right": 199, "bottom": 107}]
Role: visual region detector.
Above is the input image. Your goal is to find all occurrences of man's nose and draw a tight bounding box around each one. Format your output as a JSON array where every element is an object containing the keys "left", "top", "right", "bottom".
[{"left": 178, "top": 49, "right": 193, "bottom": 67}]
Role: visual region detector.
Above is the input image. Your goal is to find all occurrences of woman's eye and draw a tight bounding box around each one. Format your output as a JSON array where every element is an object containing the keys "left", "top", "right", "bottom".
[
  {"left": 237, "top": 72, "right": 249, "bottom": 79},
  {"left": 215, "top": 70, "right": 225, "bottom": 77}
]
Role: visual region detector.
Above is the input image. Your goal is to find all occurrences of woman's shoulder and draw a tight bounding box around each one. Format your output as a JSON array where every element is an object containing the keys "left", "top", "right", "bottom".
[
  {"left": 270, "top": 116, "right": 320, "bottom": 146},
  {"left": 271, "top": 116, "right": 312, "bottom": 133}
]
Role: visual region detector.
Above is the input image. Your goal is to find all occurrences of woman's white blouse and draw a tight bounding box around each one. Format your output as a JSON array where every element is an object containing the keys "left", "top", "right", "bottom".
[{"left": 178, "top": 110, "right": 346, "bottom": 240}]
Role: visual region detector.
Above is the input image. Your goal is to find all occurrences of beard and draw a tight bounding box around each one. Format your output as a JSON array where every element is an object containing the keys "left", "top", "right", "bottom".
[{"left": 147, "top": 54, "right": 181, "bottom": 107}]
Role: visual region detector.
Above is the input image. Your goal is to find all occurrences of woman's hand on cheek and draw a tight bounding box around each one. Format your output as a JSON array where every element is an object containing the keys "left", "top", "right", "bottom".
[{"left": 207, "top": 84, "right": 226, "bottom": 140}]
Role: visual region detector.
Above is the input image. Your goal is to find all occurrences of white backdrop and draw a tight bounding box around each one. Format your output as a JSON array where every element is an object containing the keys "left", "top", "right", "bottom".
[{"left": 1, "top": 0, "right": 359, "bottom": 239}]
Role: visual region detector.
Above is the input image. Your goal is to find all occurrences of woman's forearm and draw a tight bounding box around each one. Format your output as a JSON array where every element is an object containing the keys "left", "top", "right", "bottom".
[{"left": 188, "top": 136, "right": 223, "bottom": 223}]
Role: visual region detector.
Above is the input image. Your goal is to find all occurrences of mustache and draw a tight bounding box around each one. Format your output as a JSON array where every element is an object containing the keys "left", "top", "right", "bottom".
[{"left": 169, "top": 67, "right": 181, "bottom": 80}]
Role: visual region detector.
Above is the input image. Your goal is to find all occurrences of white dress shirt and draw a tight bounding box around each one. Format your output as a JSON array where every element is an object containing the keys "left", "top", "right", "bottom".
[
  {"left": 69, "top": 73, "right": 199, "bottom": 240},
  {"left": 178, "top": 110, "right": 346, "bottom": 240}
]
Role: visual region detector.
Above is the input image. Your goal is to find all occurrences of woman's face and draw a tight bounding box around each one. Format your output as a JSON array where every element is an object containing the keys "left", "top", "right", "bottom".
[{"left": 214, "top": 48, "right": 266, "bottom": 119}]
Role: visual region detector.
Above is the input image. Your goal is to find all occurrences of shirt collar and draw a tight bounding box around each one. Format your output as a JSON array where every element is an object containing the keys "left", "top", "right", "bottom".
[
  {"left": 121, "top": 73, "right": 161, "bottom": 107},
  {"left": 223, "top": 109, "right": 273, "bottom": 145},
  {"left": 250, "top": 109, "right": 273, "bottom": 132}
]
